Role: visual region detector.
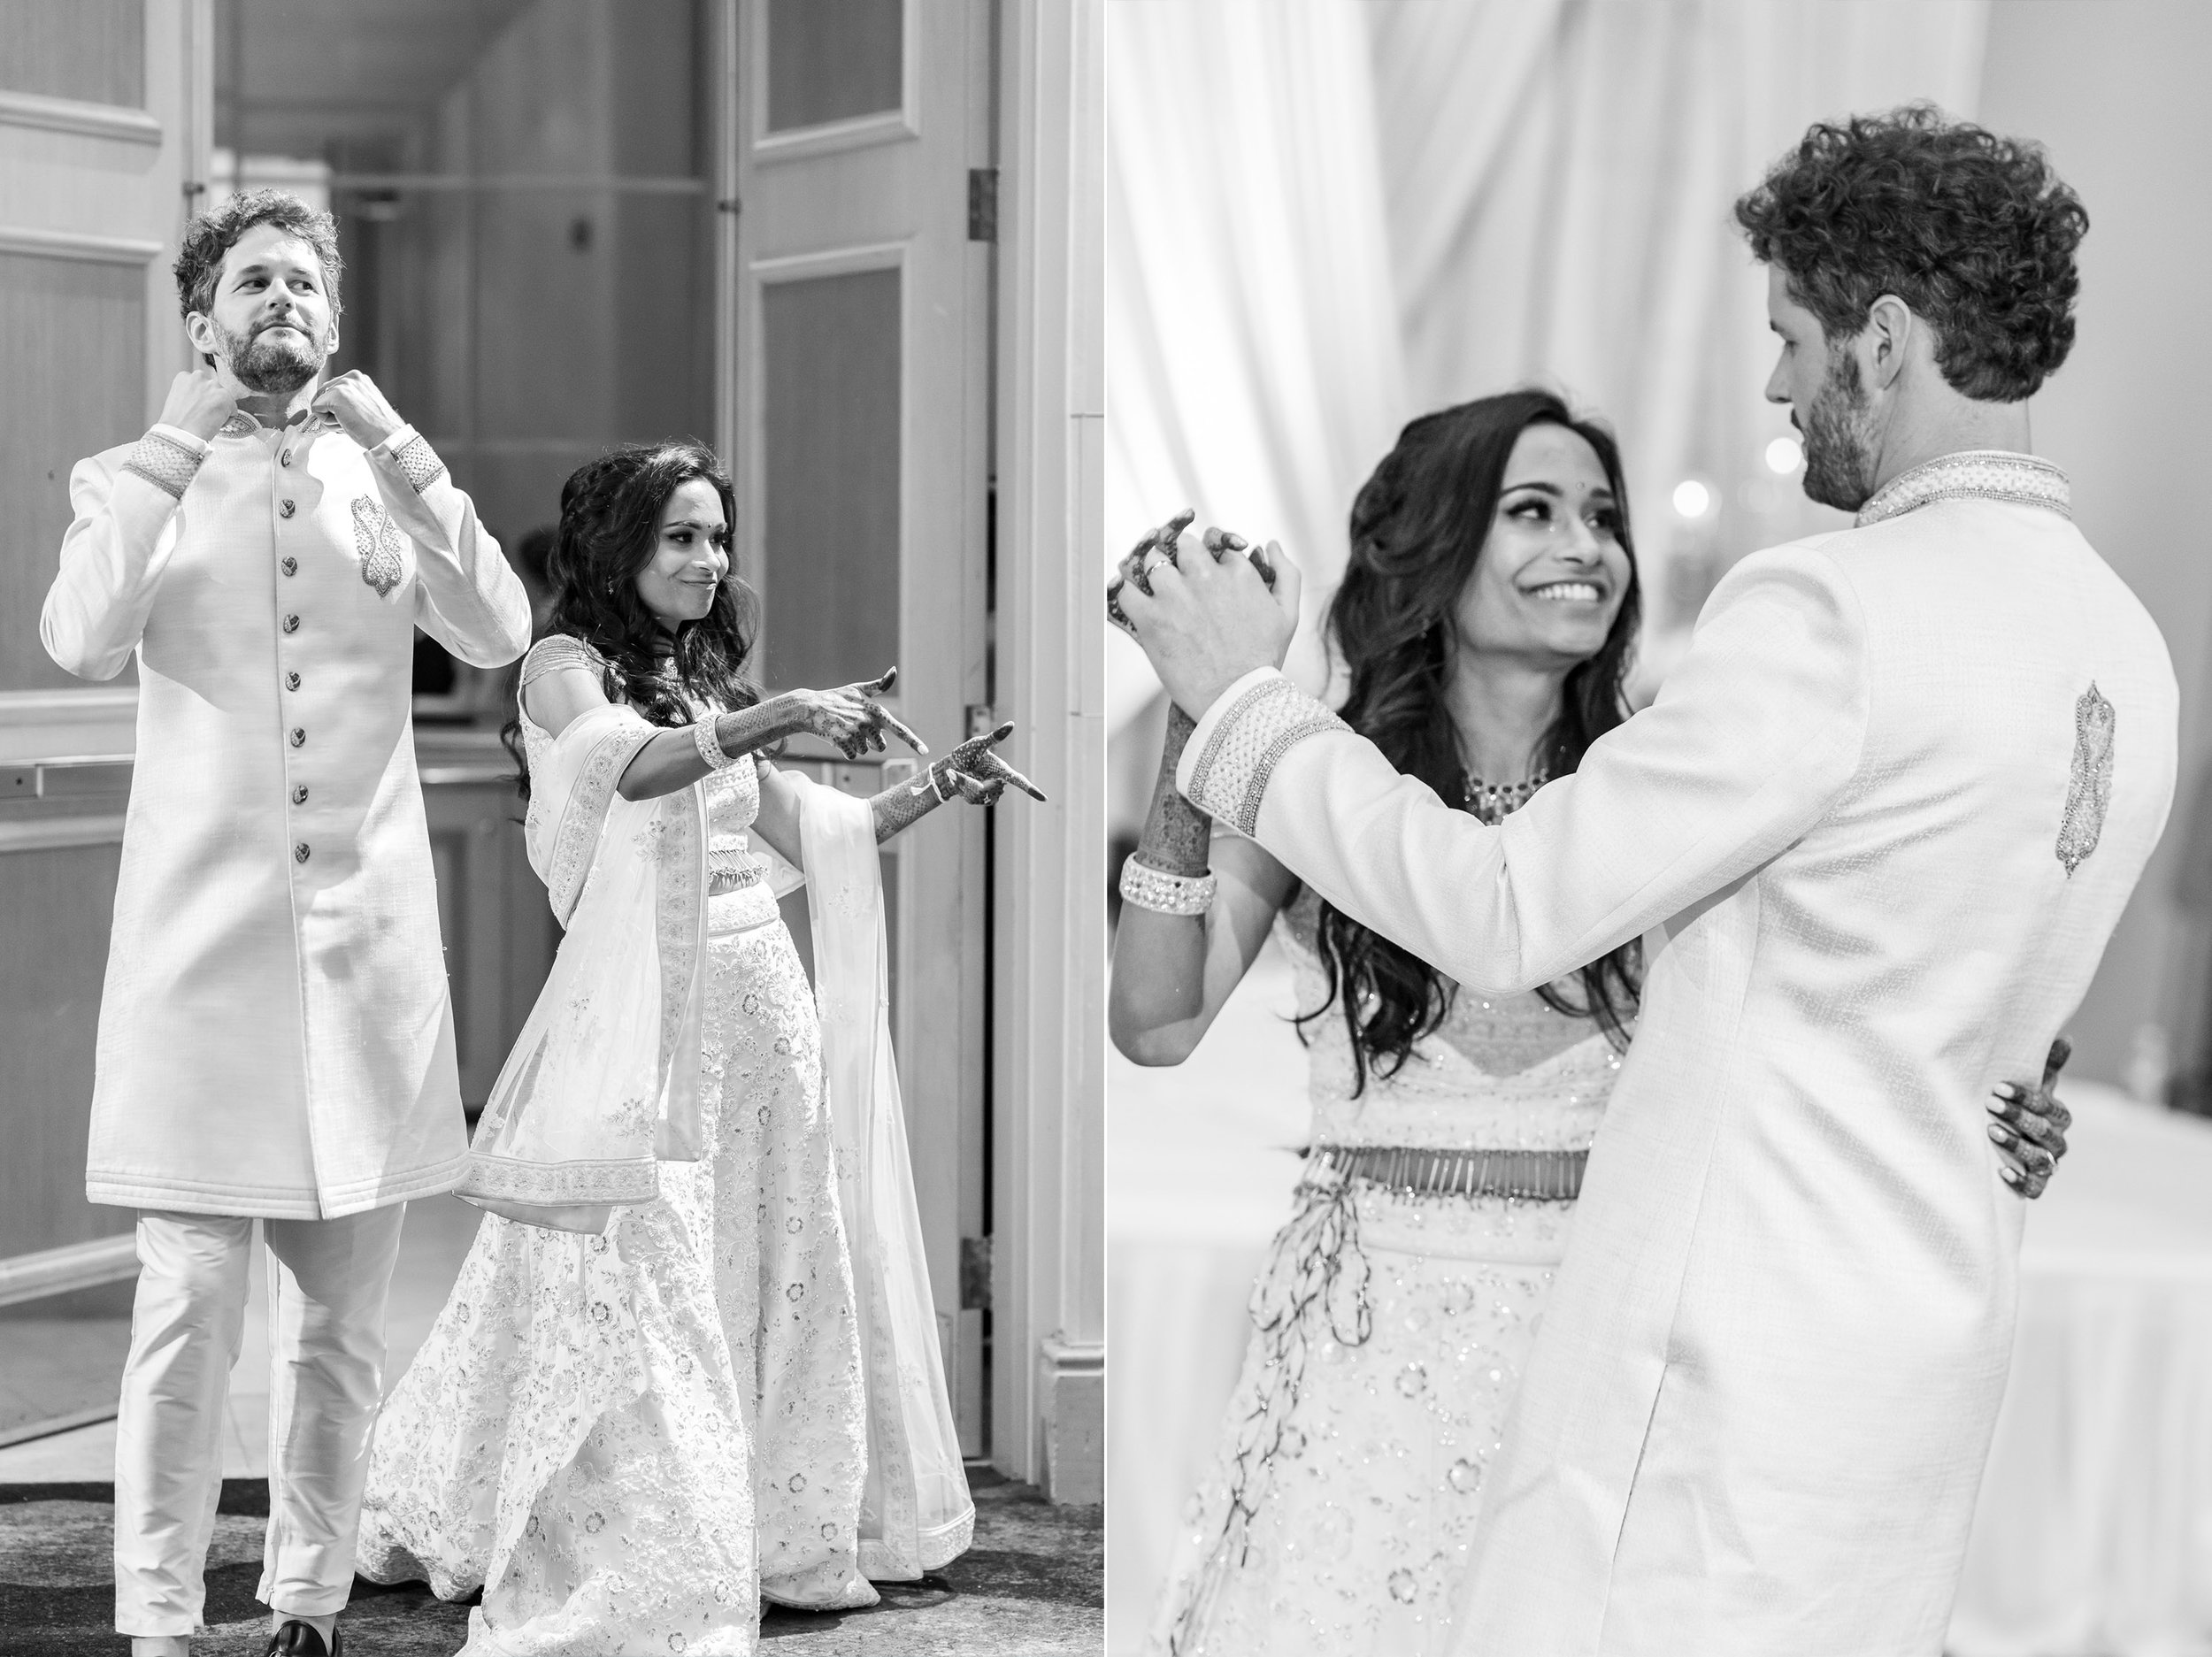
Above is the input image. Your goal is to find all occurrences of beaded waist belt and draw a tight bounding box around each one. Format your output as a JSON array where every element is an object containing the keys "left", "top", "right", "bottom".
[
  {"left": 707, "top": 850, "right": 765, "bottom": 893},
  {"left": 1310, "top": 1142, "right": 1586, "bottom": 1202}
]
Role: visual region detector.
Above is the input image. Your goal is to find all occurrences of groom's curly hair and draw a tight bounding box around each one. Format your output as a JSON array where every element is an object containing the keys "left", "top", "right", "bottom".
[{"left": 1734, "top": 104, "right": 2087, "bottom": 402}]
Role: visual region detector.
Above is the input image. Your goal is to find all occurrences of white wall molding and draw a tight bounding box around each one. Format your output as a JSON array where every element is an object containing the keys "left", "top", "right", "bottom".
[
  {"left": 993, "top": 0, "right": 1105, "bottom": 1499},
  {"left": 0, "top": 223, "right": 165, "bottom": 265},
  {"left": 0, "top": 689, "right": 140, "bottom": 765},
  {"left": 0, "top": 814, "right": 127, "bottom": 854},
  {"left": 0, "top": 1234, "right": 139, "bottom": 1308},
  {"left": 0, "top": 89, "right": 162, "bottom": 146}
]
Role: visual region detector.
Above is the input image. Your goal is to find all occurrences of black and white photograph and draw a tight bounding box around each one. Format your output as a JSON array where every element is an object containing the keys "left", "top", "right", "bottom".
[
  {"left": 0, "top": 2, "right": 1101, "bottom": 1653},
  {"left": 10, "top": 0, "right": 2212, "bottom": 1654}
]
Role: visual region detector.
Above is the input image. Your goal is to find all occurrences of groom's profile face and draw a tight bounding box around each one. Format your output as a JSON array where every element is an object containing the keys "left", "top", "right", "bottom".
[{"left": 1763, "top": 266, "right": 1879, "bottom": 513}]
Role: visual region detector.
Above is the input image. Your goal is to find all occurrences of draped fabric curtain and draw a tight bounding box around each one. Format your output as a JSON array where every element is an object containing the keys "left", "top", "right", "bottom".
[{"left": 1105, "top": 0, "right": 1408, "bottom": 731}]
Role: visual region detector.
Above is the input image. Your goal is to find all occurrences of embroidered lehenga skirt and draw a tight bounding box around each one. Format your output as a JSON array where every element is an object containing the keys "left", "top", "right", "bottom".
[{"left": 358, "top": 887, "right": 872, "bottom": 1655}]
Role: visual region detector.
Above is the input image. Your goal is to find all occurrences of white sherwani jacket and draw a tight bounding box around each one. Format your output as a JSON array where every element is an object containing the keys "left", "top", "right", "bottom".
[
  {"left": 1176, "top": 453, "right": 2177, "bottom": 1655},
  {"left": 43, "top": 411, "right": 531, "bottom": 1220}
]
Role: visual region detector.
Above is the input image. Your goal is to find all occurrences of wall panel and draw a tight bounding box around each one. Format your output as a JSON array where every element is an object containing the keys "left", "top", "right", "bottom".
[
  {"left": 0, "top": 839, "right": 133, "bottom": 1261},
  {"left": 0, "top": 0, "right": 145, "bottom": 108},
  {"left": 0, "top": 251, "right": 146, "bottom": 694}
]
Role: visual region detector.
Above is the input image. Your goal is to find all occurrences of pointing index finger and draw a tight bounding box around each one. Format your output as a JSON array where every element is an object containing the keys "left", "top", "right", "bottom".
[{"left": 877, "top": 707, "right": 927, "bottom": 756}]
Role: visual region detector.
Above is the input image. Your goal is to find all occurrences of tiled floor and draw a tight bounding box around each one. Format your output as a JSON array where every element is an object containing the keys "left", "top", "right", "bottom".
[{"left": 0, "top": 1197, "right": 486, "bottom": 1484}]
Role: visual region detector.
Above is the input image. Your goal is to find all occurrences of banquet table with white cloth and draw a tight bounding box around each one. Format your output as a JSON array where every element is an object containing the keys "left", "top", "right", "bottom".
[{"left": 1106, "top": 940, "right": 2212, "bottom": 1655}]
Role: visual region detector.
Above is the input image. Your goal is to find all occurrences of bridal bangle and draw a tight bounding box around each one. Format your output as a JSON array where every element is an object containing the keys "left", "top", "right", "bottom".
[
  {"left": 1119, "top": 856, "right": 1217, "bottom": 916},
  {"left": 693, "top": 717, "right": 738, "bottom": 771}
]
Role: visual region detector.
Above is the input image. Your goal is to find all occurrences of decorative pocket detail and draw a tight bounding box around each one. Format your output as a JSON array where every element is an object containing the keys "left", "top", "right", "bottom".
[
  {"left": 349, "top": 495, "right": 406, "bottom": 598},
  {"left": 2056, "top": 681, "right": 2115, "bottom": 878}
]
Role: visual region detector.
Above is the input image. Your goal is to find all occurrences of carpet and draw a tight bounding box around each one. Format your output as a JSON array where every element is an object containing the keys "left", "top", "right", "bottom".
[{"left": 0, "top": 1469, "right": 1101, "bottom": 1655}]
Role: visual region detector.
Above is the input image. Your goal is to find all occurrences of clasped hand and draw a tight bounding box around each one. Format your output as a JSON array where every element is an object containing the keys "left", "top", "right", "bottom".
[{"left": 1110, "top": 508, "right": 1302, "bottom": 719}]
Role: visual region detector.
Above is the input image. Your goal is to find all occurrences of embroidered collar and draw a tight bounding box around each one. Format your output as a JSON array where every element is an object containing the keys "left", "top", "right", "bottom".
[
  {"left": 216, "top": 408, "right": 339, "bottom": 438},
  {"left": 1855, "top": 449, "right": 2070, "bottom": 527}
]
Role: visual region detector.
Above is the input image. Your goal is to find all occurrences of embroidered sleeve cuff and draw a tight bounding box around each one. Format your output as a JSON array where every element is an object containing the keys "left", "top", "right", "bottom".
[
  {"left": 119, "top": 426, "right": 207, "bottom": 500},
  {"left": 148, "top": 423, "right": 209, "bottom": 456},
  {"left": 373, "top": 423, "right": 447, "bottom": 495},
  {"left": 1175, "top": 668, "right": 1349, "bottom": 837}
]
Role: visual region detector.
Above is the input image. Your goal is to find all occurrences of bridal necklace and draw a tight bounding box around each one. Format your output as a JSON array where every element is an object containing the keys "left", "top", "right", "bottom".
[{"left": 1461, "top": 763, "right": 1550, "bottom": 826}]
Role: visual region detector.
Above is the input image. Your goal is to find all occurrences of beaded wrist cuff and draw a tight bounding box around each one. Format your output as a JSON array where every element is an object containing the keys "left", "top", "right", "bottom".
[
  {"left": 120, "top": 429, "right": 205, "bottom": 501},
  {"left": 386, "top": 431, "right": 447, "bottom": 495},
  {"left": 1119, "top": 856, "right": 1217, "bottom": 917},
  {"left": 693, "top": 716, "right": 738, "bottom": 771}
]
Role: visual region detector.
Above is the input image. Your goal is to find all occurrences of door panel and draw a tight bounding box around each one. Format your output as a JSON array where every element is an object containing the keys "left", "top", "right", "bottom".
[
  {"left": 728, "top": 0, "right": 993, "bottom": 1454},
  {"left": 0, "top": 251, "right": 147, "bottom": 694},
  {"left": 759, "top": 263, "right": 904, "bottom": 690},
  {"left": 0, "top": 0, "right": 201, "bottom": 1292}
]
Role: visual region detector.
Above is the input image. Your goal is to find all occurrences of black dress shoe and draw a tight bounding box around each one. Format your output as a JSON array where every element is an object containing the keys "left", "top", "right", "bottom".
[{"left": 265, "top": 1621, "right": 340, "bottom": 1657}]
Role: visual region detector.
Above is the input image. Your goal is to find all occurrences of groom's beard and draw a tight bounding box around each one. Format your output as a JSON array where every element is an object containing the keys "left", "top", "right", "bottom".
[
  {"left": 216, "top": 316, "right": 327, "bottom": 395},
  {"left": 1799, "top": 349, "right": 1881, "bottom": 513}
]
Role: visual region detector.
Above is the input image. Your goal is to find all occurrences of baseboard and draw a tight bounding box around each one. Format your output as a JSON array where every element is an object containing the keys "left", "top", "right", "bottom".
[{"left": 1034, "top": 1333, "right": 1104, "bottom": 1504}]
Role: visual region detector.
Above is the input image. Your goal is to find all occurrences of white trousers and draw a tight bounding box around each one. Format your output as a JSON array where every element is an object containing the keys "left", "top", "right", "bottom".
[{"left": 114, "top": 1207, "right": 405, "bottom": 1637}]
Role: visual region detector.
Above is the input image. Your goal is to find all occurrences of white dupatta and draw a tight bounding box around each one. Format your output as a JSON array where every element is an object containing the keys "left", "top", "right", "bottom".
[
  {"left": 456, "top": 702, "right": 710, "bottom": 1234},
  {"left": 795, "top": 777, "right": 977, "bottom": 1575}
]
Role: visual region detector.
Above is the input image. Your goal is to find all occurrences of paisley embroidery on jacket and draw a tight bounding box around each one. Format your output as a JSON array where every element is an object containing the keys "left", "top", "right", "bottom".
[
  {"left": 2056, "top": 682, "right": 2116, "bottom": 877},
  {"left": 350, "top": 495, "right": 406, "bottom": 597}
]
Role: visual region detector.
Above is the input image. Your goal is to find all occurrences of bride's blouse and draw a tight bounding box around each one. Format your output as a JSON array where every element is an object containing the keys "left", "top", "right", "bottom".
[{"left": 1275, "top": 885, "right": 1620, "bottom": 1155}]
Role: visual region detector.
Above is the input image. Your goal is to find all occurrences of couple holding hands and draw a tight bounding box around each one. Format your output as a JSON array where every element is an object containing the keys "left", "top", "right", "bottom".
[{"left": 45, "top": 188, "right": 1037, "bottom": 1655}]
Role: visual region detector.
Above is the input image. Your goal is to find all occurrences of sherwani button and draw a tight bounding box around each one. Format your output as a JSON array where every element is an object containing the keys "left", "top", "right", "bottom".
[
  {"left": 280, "top": 450, "right": 292, "bottom": 467},
  {"left": 290, "top": 728, "right": 305, "bottom": 748},
  {"left": 283, "top": 614, "right": 300, "bottom": 633},
  {"left": 286, "top": 671, "right": 301, "bottom": 691},
  {"left": 281, "top": 557, "right": 297, "bottom": 575},
  {"left": 294, "top": 842, "right": 310, "bottom": 863},
  {"left": 280, "top": 500, "right": 296, "bottom": 518},
  {"left": 291, "top": 785, "right": 309, "bottom": 805}
]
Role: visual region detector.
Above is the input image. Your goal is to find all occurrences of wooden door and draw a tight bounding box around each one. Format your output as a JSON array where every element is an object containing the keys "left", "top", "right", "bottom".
[
  {"left": 0, "top": 0, "right": 206, "bottom": 1304},
  {"left": 721, "top": 0, "right": 995, "bottom": 1454}
]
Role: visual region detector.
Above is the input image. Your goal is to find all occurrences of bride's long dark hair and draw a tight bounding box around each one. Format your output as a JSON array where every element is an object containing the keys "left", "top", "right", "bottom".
[
  {"left": 1296, "top": 389, "right": 1644, "bottom": 1093},
  {"left": 503, "top": 441, "right": 760, "bottom": 800}
]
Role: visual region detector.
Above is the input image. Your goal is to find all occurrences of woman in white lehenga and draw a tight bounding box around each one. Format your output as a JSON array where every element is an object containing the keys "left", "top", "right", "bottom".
[
  {"left": 357, "top": 441, "right": 1041, "bottom": 1654},
  {"left": 1107, "top": 392, "right": 2072, "bottom": 1655}
]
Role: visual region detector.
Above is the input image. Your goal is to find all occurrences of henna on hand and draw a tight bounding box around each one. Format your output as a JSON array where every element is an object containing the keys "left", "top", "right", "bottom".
[
  {"left": 867, "top": 722, "right": 1045, "bottom": 842},
  {"left": 1132, "top": 703, "right": 1211, "bottom": 878}
]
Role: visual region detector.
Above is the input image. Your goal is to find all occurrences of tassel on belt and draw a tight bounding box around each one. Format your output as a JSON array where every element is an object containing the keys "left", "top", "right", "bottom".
[{"left": 1310, "top": 1142, "right": 1586, "bottom": 1202}]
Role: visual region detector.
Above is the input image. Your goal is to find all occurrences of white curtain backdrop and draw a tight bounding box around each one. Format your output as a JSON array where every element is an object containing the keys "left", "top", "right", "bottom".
[{"left": 1105, "top": 0, "right": 1408, "bottom": 731}]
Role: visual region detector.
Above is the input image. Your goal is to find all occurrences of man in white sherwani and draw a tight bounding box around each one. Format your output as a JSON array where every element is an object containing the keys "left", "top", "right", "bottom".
[
  {"left": 1121, "top": 110, "right": 2177, "bottom": 1655},
  {"left": 42, "top": 189, "right": 530, "bottom": 1657}
]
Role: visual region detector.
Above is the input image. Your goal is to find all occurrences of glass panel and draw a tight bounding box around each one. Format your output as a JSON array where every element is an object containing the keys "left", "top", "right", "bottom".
[
  {"left": 766, "top": 0, "right": 902, "bottom": 132},
  {"left": 0, "top": 0, "right": 143, "bottom": 105},
  {"left": 215, "top": 0, "right": 711, "bottom": 715},
  {"left": 0, "top": 254, "right": 144, "bottom": 693},
  {"left": 760, "top": 268, "right": 902, "bottom": 690}
]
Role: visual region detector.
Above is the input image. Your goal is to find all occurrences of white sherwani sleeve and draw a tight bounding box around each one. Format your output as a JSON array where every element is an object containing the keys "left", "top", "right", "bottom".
[
  {"left": 41, "top": 426, "right": 201, "bottom": 680},
  {"left": 367, "top": 423, "right": 531, "bottom": 667},
  {"left": 1178, "top": 546, "right": 1872, "bottom": 992}
]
